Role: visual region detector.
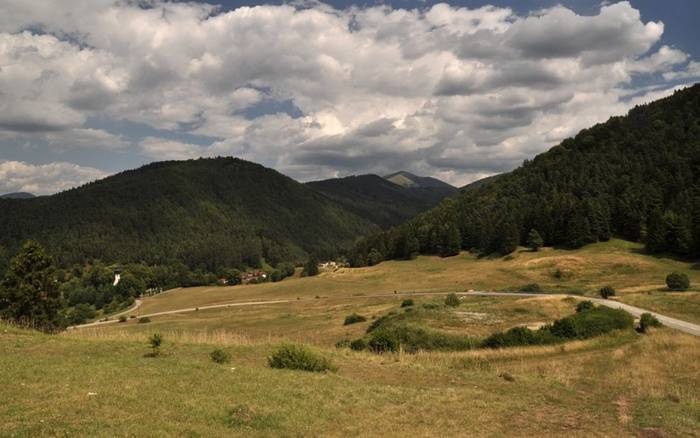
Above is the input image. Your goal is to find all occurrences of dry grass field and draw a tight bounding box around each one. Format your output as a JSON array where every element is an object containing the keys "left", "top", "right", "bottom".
[
  {"left": 3, "top": 239, "right": 699, "bottom": 437},
  {"left": 137, "top": 239, "right": 700, "bottom": 323}
]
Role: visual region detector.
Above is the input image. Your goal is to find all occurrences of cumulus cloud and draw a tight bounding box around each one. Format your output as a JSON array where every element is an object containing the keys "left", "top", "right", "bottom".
[
  {"left": 0, "top": 0, "right": 698, "bottom": 192},
  {"left": 0, "top": 160, "right": 108, "bottom": 195}
]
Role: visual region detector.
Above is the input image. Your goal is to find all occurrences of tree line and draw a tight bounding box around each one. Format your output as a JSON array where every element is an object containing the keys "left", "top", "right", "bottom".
[{"left": 350, "top": 84, "right": 700, "bottom": 265}]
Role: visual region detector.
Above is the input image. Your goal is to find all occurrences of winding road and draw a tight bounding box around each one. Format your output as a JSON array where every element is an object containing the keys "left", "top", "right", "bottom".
[{"left": 69, "top": 291, "right": 700, "bottom": 337}]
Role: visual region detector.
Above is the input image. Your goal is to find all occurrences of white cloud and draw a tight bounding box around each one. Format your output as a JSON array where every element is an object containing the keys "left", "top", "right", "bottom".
[
  {"left": 0, "top": 160, "right": 107, "bottom": 195},
  {"left": 0, "top": 0, "right": 697, "bottom": 191}
]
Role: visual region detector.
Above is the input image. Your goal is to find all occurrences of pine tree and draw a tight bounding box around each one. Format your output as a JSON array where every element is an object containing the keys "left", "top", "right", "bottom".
[
  {"left": 440, "top": 223, "right": 461, "bottom": 257},
  {"left": 498, "top": 219, "right": 520, "bottom": 255},
  {"left": 0, "top": 241, "right": 63, "bottom": 332},
  {"left": 526, "top": 229, "right": 544, "bottom": 251},
  {"left": 645, "top": 210, "right": 667, "bottom": 253},
  {"left": 566, "top": 215, "right": 594, "bottom": 249}
]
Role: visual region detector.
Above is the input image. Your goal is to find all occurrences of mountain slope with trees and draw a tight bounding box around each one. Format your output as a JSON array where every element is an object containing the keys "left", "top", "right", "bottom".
[
  {"left": 350, "top": 83, "right": 700, "bottom": 265},
  {"left": 0, "top": 158, "right": 378, "bottom": 273},
  {"left": 306, "top": 174, "right": 456, "bottom": 228}
]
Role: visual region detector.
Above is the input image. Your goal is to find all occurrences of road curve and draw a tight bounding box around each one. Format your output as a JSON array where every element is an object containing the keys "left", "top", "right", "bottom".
[{"left": 69, "top": 291, "right": 700, "bottom": 337}]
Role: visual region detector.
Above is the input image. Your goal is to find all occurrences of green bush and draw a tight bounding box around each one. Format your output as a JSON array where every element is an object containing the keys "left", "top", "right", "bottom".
[
  {"left": 148, "top": 333, "right": 163, "bottom": 356},
  {"left": 483, "top": 306, "right": 634, "bottom": 349},
  {"left": 401, "top": 299, "right": 414, "bottom": 308},
  {"left": 445, "top": 293, "right": 460, "bottom": 307},
  {"left": 368, "top": 330, "right": 401, "bottom": 353},
  {"left": 118, "top": 315, "right": 127, "bottom": 323},
  {"left": 210, "top": 348, "right": 231, "bottom": 364},
  {"left": 638, "top": 313, "right": 662, "bottom": 333},
  {"left": 482, "top": 326, "right": 557, "bottom": 348},
  {"left": 520, "top": 283, "right": 542, "bottom": 293},
  {"left": 349, "top": 338, "right": 367, "bottom": 351},
  {"left": 366, "top": 312, "right": 396, "bottom": 333},
  {"left": 343, "top": 313, "right": 367, "bottom": 325},
  {"left": 138, "top": 317, "right": 151, "bottom": 324},
  {"left": 268, "top": 345, "right": 336, "bottom": 372},
  {"left": 599, "top": 286, "right": 616, "bottom": 299},
  {"left": 369, "top": 325, "right": 476, "bottom": 353},
  {"left": 576, "top": 300, "right": 594, "bottom": 313},
  {"left": 666, "top": 272, "right": 690, "bottom": 291}
]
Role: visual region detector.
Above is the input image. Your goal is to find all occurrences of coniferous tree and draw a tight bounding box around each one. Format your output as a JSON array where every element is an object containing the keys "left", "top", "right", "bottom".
[
  {"left": 0, "top": 241, "right": 63, "bottom": 332},
  {"left": 440, "top": 223, "right": 461, "bottom": 257},
  {"left": 498, "top": 219, "right": 520, "bottom": 255},
  {"left": 526, "top": 229, "right": 544, "bottom": 251}
]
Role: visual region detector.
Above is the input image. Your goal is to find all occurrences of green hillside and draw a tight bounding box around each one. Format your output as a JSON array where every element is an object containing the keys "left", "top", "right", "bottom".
[
  {"left": 352, "top": 83, "right": 700, "bottom": 263},
  {"left": 307, "top": 174, "right": 456, "bottom": 228},
  {"left": 0, "top": 158, "right": 376, "bottom": 272}
]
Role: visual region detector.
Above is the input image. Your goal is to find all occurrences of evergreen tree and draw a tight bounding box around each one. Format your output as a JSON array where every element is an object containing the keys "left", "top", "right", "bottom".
[
  {"left": 0, "top": 241, "right": 63, "bottom": 332},
  {"left": 526, "top": 229, "right": 544, "bottom": 251},
  {"left": 498, "top": 219, "right": 520, "bottom": 255},
  {"left": 440, "top": 224, "right": 461, "bottom": 257},
  {"left": 645, "top": 210, "right": 667, "bottom": 253},
  {"left": 566, "top": 215, "right": 594, "bottom": 249},
  {"left": 303, "top": 256, "right": 319, "bottom": 277},
  {"left": 367, "top": 248, "right": 383, "bottom": 266}
]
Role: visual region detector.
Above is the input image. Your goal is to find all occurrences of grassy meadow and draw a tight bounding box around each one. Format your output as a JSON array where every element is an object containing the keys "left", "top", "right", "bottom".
[
  {"left": 3, "top": 320, "right": 699, "bottom": 436},
  {"left": 137, "top": 239, "right": 700, "bottom": 323},
  {"left": 3, "top": 239, "right": 700, "bottom": 436}
]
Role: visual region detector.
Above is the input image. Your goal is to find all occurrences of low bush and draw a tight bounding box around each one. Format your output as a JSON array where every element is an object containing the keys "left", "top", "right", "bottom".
[
  {"left": 343, "top": 313, "right": 367, "bottom": 325},
  {"left": 369, "top": 325, "right": 476, "bottom": 353},
  {"left": 422, "top": 303, "right": 439, "bottom": 310},
  {"left": 520, "top": 283, "right": 542, "bottom": 293},
  {"left": 138, "top": 317, "right": 151, "bottom": 324},
  {"left": 576, "top": 300, "right": 594, "bottom": 313},
  {"left": 268, "top": 345, "right": 336, "bottom": 372},
  {"left": 638, "top": 313, "right": 662, "bottom": 333},
  {"left": 483, "top": 306, "right": 634, "bottom": 348},
  {"left": 148, "top": 333, "right": 163, "bottom": 357},
  {"left": 349, "top": 338, "right": 367, "bottom": 351},
  {"left": 445, "top": 293, "right": 460, "bottom": 307},
  {"left": 482, "top": 326, "right": 557, "bottom": 348},
  {"left": 666, "top": 272, "right": 690, "bottom": 291},
  {"left": 366, "top": 312, "right": 396, "bottom": 333},
  {"left": 210, "top": 348, "right": 231, "bottom": 364},
  {"left": 118, "top": 315, "right": 127, "bottom": 323},
  {"left": 599, "top": 286, "right": 616, "bottom": 299},
  {"left": 401, "top": 299, "right": 414, "bottom": 308}
]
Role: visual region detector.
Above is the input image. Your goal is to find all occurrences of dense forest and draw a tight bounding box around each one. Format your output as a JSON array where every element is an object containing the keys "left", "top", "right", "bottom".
[
  {"left": 350, "top": 83, "right": 700, "bottom": 265},
  {"left": 307, "top": 174, "right": 456, "bottom": 228},
  {"left": 0, "top": 158, "right": 381, "bottom": 275}
]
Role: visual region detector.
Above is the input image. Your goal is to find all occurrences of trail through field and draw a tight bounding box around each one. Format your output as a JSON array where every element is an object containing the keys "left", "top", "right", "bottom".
[{"left": 69, "top": 291, "right": 700, "bottom": 337}]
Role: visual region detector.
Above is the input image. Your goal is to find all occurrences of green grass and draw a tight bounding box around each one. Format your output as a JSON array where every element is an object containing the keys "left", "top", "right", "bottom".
[
  {"left": 137, "top": 240, "right": 700, "bottom": 324},
  {"left": 2, "top": 323, "right": 699, "bottom": 436}
]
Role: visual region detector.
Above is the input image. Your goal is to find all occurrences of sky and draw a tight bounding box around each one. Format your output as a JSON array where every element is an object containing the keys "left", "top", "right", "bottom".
[{"left": 0, "top": 0, "right": 699, "bottom": 194}]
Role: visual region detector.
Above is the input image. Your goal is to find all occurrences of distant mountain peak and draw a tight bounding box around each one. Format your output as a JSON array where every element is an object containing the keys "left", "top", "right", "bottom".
[
  {"left": 383, "top": 171, "right": 456, "bottom": 190},
  {"left": 0, "top": 192, "right": 35, "bottom": 199}
]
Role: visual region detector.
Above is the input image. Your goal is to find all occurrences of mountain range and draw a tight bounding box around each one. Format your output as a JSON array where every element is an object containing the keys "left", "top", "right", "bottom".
[{"left": 0, "top": 161, "right": 457, "bottom": 272}]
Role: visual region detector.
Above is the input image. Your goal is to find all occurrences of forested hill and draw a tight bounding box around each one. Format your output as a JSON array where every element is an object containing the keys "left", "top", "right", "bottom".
[
  {"left": 306, "top": 174, "right": 456, "bottom": 228},
  {"left": 350, "top": 83, "right": 700, "bottom": 265},
  {"left": 0, "top": 158, "right": 378, "bottom": 272}
]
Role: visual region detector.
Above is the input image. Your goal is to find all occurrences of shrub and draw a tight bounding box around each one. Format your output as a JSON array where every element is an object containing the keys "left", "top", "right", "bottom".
[
  {"left": 368, "top": 330, "right": 401, "bottom": 353},
  {"left": 484, "top": 306, "right": 634, "bottom": 349},
  {"left": 148, "top": 333, "right": 163, "bottom": 356},
  {"left": 599, "top": 286, "right": 616, "bottom": 299},
  {"left": 520, "top": 283, "right": 542, "bottom": 293},
  {"left": 366, "top": 312, "right": 396, "bottom": 333},
  {"left": 401, "top": 299, "right": 414, "bottom": 308},
  {"left": 576, "top": 300, "right": 595, "bottom": 313},
  {"left": 349, "top": 338, "right": 367, "bottom": 351},
  {"left": 268, "top": 345, "right": 336, "bottom": 372},
  {"left": 638, "top": 313, "right": 662, "bottom": 333},
  {"left": 138, "top": 317, "right": 151, "bottom": 324},
  {"left": 210, "top": 348, "right": 231, "bottom": 364},
  {"left": 666, "top": 272, "right": 690, "bottom": 291},
  {"left": 445, "top": 293, "right": 460, "bottom": 307},
  {"left": 118, "top": 315, "right": 127, "bottom": 323},
  {"left": 369, "top": 325, "right": 476, "bottom": 353},
  {"left": 482, "top": 326, "right": 556, "bottom": 348},
  {"left": 343, "top": 313, "right": 367, "bottom": 325}
]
